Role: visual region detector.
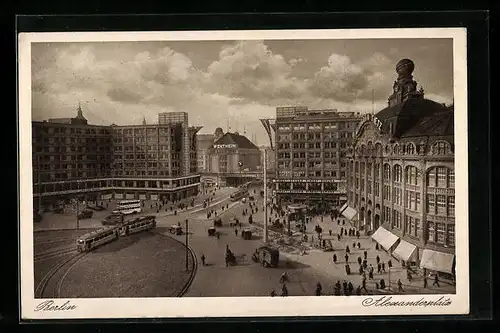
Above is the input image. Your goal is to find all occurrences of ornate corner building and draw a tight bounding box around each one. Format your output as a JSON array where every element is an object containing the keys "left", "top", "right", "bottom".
[{"left": 345, "top": 59, "right": 455, "bottom": 279}]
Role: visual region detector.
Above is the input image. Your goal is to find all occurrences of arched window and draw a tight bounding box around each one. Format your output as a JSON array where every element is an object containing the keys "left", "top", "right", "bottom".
[
  {"left": 375, "top": 143, "right": 383, "bottom": 156},
  {"left": 385, "top": 145, "right": 391, "bottom": 155},
  {"left": 393, "top": 164, "right": 403, "bottom": 183},
  {"left": 367, "top": 141, "right": 373, "bottom": 156},
  {"left": 361, "top": 144, "right": 366, "bottom": 156},
  {"left": 374, "top": 163, "right": 380, "bottom": 180},
  {"left": 394, "top": 144, "right": 400, "bottom": 155},
  {"left": 427, "top": 166, "right": 453, "bottom": 188},
  {"left": 350, "top": 161, "right": 354, "bottom": 173},
  {"left": 383, "top": 164, "right": 391, "bottom": 183},
  {"left": 405, "top": 166, "right": 420, "bottom": 185},
  {"left": 432, "top": 141, "right": 451, "bottom": 155},
  {"left": 355, "top": 161, "right": 359, "bottom": 174},
  {"left": 406, "top": 143, "right": 416, "bottom": 155}
]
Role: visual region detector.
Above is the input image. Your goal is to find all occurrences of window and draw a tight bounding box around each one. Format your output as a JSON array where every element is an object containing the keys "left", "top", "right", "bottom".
[
  {"left": 447, "top": 196, "right": 455, "bottom": 217},
  {"left": 383, "top": 185, "right": 390, "bottom": 200},
  {"left": 383, "top": 206, "right": 391, "bottom": 222},
  {"left": 436, "top": 223, "right": 445, "bottom": 243},
  {"left": 433, "top": 141, "right": 450, "bottom": 155},
  {"left": 406, "top": 143, "right": 416, "bottom": 155},
  {"left": 427, "top": 169, "right": 436, "bottom": 187},
  {"left": 405, "top": 166, "right": 420, "bottom": 185},
  {"left": 374, "top": 182, "right": 380, "bottom": 197},
  {"left": 447, "top": 225, "right": 455, "bottom": 246},
  {"left": 383, "top": 164, "right": 391, "bottom": 183},
  {"left": 437, "top": 167, "right": 448, "bottom": 187},
  {"left": 426, "top": 194, "right": 435, "bottom": 214},
  {"left": 436, "top": 195, "right": 446, "bottom": 215},
  {"left": 448, "top": 169, "right": 455, "bottom": 188},
  {"left": 394, "top": 165, "right": 402, "bottom": 183},
  {"left": 427, "top": 222, "right": 435, "bottom": 242}
]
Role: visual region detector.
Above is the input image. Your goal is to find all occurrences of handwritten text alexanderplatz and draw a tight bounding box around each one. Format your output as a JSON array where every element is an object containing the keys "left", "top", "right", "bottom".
[{"left": 362, "top": 296, "right": 452, "bottom": 307}]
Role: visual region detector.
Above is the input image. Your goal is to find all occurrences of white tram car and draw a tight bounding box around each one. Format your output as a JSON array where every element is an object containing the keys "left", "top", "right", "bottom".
[{"left": 76, "top": 227, "right": 119, "bottom": 253}]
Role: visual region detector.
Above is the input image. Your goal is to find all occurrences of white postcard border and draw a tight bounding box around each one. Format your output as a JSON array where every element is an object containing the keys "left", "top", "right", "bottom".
[{"left": 18, "top": 28, "right": 469, "bottom": 319}]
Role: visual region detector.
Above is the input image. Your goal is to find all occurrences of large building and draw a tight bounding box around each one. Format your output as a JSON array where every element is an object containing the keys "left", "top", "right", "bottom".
[
  {"left": 344, "top": 59, "right": 455, "bottom": 279},
  {"left": 272, "top": 106, "right": 362, "bottom": 209},
  {"left": 32, "top": 108, "right": 201, "bottom": 209},
  {"left": 207, "top": 132, "right": 261, "bottom": 186},
  {"left": 197, "top": 133, "right": 215, "bottom": 172}
]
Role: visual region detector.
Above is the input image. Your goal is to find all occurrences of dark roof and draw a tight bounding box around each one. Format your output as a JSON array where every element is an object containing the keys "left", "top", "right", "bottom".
[
  {"left": 214, "top": 132, "right": 259, "bottom": 150},
  {"left": 375, "top": 98, "right": 453, "bottom": 139}
]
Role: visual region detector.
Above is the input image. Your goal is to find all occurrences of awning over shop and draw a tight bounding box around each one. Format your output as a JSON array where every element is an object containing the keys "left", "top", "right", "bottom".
[
  {"left": 101, "top": 194, "right": 112, "bottom": 200},
  {"left": 341, "top": 206, "right": 358, "bottom": 221},
  {"left": 371, "top": 227, "right": 399, "bottom": 251},
  {"left": 392, "top": 239, "right": 417, "bottom": 262},
  {"left": 420, "top": 249, "right": 455, "bottom": 274}
]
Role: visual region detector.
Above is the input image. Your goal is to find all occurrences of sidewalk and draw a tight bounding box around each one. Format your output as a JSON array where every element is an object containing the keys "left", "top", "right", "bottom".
[{"left": 273, "top": 214, "right": 456, "bottom": 295}]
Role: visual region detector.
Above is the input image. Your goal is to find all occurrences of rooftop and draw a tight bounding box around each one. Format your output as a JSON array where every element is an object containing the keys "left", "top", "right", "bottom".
[{"left": 213, "top": 132, "right": 259, "bottom": 150}]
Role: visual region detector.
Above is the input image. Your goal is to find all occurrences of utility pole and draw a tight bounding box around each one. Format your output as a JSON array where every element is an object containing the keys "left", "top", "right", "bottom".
[
  {"left": 37, "top": 153, "right": 42, "bottom": 212},
  {"left": 185, "top": 219, "right": 189, "bottom": 272},
  {"left": 263, "top": 149, "right": 268, "bottom": 243},
  {"left": 76, "top": 197, "right": 80, "bottom": 230}
]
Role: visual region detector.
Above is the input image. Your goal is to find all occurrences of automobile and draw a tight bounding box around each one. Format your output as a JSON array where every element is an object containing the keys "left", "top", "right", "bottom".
[
  {"left": 77, "top": 209, "right": 94, "bottom": 219},
  {"left": 169, "top": 225, "right": 183, "bottom": 235},
  {"left": 208, "top": 226, "right": 216, "bottom": 236},
  {"left": 87, "top": 205, "right": 106, "bottom": 211},
  {"left": 213, "top": 218, "right": 223, "bottom": 227},
  {"left": 241, "top": 228, "right": 252, "bottom": 240},
  {"left": 252, "top": 246, "right": 279, "bottom": 268},
  {"left": 102, "top": 213, "right": 125, "bottom": 225}
]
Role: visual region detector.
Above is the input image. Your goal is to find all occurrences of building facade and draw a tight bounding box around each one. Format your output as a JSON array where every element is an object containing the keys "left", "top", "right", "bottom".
[
  {"left": 207, "top": 132, "right": 261, "bottom": 174},
  {"left": 345, "top": 59, "right": 455, "bottom": 278},
  {"left": 272, "top": 106, "right": 362, "bottom": 209},
  {"left": 197, "top": 133, "right": 215, "bottom": 172},
  {"left": 32, "top": 108, "right": 201, "bottom": 209}
]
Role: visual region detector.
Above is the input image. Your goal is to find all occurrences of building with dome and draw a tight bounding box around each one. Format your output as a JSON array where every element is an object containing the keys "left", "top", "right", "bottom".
[{"left": 344, "top": 59, "right": 455, "bottom": 280}]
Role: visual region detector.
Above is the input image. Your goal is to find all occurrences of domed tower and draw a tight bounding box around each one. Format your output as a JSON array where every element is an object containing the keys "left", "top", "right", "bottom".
[
  {"left": 214, "top": 127, "right": 224, "bottom": 142},
  {"left": 388, "top": 59, "right": 424, "bottom": 107}
]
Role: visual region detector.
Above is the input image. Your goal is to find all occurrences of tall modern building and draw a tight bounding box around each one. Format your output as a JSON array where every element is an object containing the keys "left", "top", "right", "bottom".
[
  {"left": 272, "top": 106, "right": 362, "bottom": 209},
  {"left": 345, "top": 59, "right": 455, "bottom": 279},
  {"left": 197, "top": 133, "right": 216, "bottom": 172},
  {"left": 32, "top": 108, "right": 201, "bottom": 209}
]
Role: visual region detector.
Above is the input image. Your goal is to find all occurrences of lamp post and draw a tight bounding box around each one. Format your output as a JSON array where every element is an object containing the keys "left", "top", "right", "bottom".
[{"left": 263, "top": 149, "right": 268, "bottom": 243}]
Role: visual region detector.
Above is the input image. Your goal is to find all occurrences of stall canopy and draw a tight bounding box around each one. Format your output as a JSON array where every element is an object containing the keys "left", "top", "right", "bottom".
[
  {"left": 392, "top": 239, "right": 417, "bottom": 262},
  {"left": 420, "top": 249, "right": 455, "bottom": 274},
  {"left": 339, "top": 202, "right": 348, "bottom": 212},
  {"left": 341, "top": 206, "right": 358, "bottom": 221},
  {"left": 371, "top": 227, "right": 399, "bottom": 251}
]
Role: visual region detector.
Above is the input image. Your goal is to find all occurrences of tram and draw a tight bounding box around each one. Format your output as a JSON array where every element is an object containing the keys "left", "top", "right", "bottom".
[
  {"left": 119, "top": 215, "right": 156, "bottom": 236},
  {"left": 230, "top": 188, "right": 248, "bottom": 202},
  {"left": 76, "top": 227, "right": 119, "bottom": 253}
]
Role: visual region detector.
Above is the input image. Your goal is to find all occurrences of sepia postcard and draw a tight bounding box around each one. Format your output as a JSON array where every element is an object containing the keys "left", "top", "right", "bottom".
[{"left": 18, "top": 28, "right": 469, "bottom": 319}]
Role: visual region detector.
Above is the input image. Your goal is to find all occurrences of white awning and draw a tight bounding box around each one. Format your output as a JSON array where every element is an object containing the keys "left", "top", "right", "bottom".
[
  {"left": 420, "top": 249, "right": 455, "bottom": 274},
  {"left": 392, "top": 239, "right": 417, "bottom": 262},
  {"left": 101, "top": 194, "right": 112, "bottom": 200},
  {"left": 125, "top": 193, "right": 135, "bottom": 199},
  {"left": 341, "top": 206, "right": 358, "bottom": 221},
  {"left": 371, "top": 227, "right": 399, "bottom": 251},
  {"left": 139, "top": 194, "right": 147, "bottom": 200},
  {"left": 339, "top": 202, "right": 348, "bottom": 212},
  {"left": 115, "top": 193, "right": 124, "bottom": 199}
]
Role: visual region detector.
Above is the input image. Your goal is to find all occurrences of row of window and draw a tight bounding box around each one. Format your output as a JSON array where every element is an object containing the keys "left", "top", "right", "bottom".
[
  {"left": 276, "top": 183, "right": 339, "bottom": 190},
  {"left": 426, "top": 194, "right": 455, "bottom": 217},
  {"left": 35, "top": 127, "right": 110, "bottom": 135},
  {"left": 354, "top": 140, "right": 452, "bottom": 157}
]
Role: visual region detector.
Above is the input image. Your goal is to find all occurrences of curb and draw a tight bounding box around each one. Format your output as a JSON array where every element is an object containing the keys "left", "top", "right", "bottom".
[{"left": 152, "top": 231, "right": 198, "bottom": 297}]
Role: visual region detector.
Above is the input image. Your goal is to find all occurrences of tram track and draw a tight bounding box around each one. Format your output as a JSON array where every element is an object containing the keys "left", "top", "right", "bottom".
[
  {"left": 34, "top": 245, "right": 77, "bottom": 262},
  {"left": 35, "top": 252, "right": 89, "bottom": 298}
]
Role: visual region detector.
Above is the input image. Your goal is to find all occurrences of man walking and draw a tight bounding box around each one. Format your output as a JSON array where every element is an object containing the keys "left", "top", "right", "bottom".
[
  {"left": 344, "top": 253, "right": 349, "bottom": 264},
  {"left": 433, "top": 274, "right": 440, "bottom": 287},
  {"left": 397, "top": 279, "right": 404, "bottom": 293}
]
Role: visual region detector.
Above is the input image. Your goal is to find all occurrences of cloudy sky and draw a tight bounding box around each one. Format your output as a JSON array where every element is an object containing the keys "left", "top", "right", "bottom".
[{"left": 31, "top": 38, "right": 453, "bottom": 145}]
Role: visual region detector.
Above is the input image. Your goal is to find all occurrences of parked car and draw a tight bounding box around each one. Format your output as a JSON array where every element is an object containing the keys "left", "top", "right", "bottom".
[
  {"left": 77, "top": 209, "right": 94, "bottom": 219},
  {"left": 102, "top": 213, "right": 125, "bottom": 225},
  {"left": 252, "top": 246, "right": 279, "bottom": 268}
]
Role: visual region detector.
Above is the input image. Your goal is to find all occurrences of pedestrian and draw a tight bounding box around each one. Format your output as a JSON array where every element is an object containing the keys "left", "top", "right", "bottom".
[
  {"left": 359, "top": 265, "right": 364, "bottom": 275},
  {"left": 316, "top": 282, "right": 322, "bottom": 296},
  {"left": 380, "top": 279, "right": 386, "bottom": 289},
  {"left": 235, "top": 228, "right": 238, "bottom": 236},
  {"left": 333, "top": 253, "right": 337, "bottom": 264},
  {"left": 369, "top": 270, "right": 374, "bottom": 280},
  {"left": 352, "top": 242, "right": 356, "bottom": 249},
  {"left": 362, "top": 277, "right": 368, "bottom": 292},
  {"left": 348, "top": 281, "right": 354, "bottom": 295},
  {"left": 423, "top": 276, "right": 428, "bottom": 288},
  {"left": 356, "top": 286, "right": 362, "bottom": 295},
  {"left": 363, "top": 250, "right": 367, "bottom": 260},
  {"left": 344, "top": 254, "right": 349, "bottom": 264},
  {"left": 356, "top": 230, "right": 360, "bottom": 239},
  {"left": 340, "top": 227, "right": 343, "bottom": 236},
  {"left": 375, "top": 243, "right": 379, "bottom": 251},
  {"left": 345, "top": 264, "right": 350, "bottom": 275},
  {"left": 342, "top": 280, "right": 348, "bottom": 295},
  {"left": 337, "top": 234, "right": 341, "bottom": 241},
  {"left": 357, "top": 242, "right": 361, "bottom": 249},
  {"left": 337, "top": 219, "right": 340, "bottom": 225},
  {"left": 375, "top": 282, "right": 379, "bottom": 289},
  {"left": 357, "top": 256, "right": 362, "bottom": 265},
  {"left": 329, "top": 229, "right": 332, "bottom": 236},
  {"left": 346, "top": 245, "right": 350, "bottom": 254},
  {"left": 388, "top": 259, "right": 392, "bottom": 268},
  {"left": 397, "top": 279, "right": 404, "bottom": 293},
  {"left": 382, "top": 262, "right": 386, "bottom": 273},
  {"left": 216, "top": 231, "right": 220, "bottom": 239},
  {"left": 342, "top": 220, "right": 345, "bottom": 225},
  {"left": 407, "top": 270, "right": 413, "bottom": 282},
  {"left": 377, "top": 263, "right": 382, "bottom": 274},
  {"left": 201, "top": 254, "right": 206, "bottom": 266},
  {"left": 363, "top": 259, "right": 368, "bottom": 269},
  {"left": 433, "top": 275, "right": 440, "bottom": 287},
  {"left": 270, "top": 289, "right": 276, "bottom": 297},
  {"left": 281, "top": 283, "right": 288, "bottom": 297}
]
